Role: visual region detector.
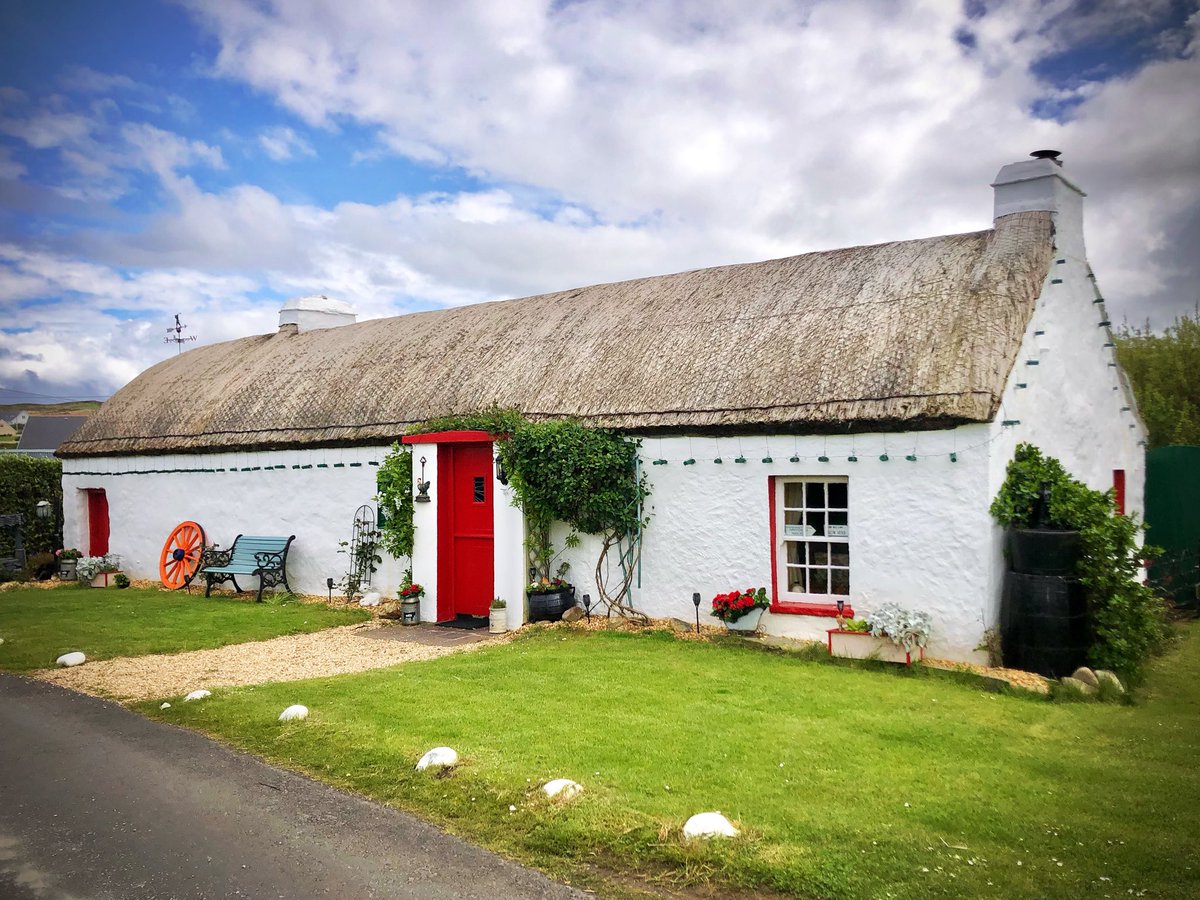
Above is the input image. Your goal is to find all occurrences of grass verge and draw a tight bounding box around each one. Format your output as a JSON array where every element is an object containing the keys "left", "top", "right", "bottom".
[
  {"left": 141, "top": 624, "right": 1198, "bottom": 898},
  {"left": 0, "top": 584, "right": 368, "bottom": 671}
]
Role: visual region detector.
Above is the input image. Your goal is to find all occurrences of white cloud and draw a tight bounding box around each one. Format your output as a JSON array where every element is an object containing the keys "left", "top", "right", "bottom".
[
  {"left": 257, "top": 125, "right": 315, "bottom": 161},
  {"left": 4, "top": 0, "right": 1199, "bottom": 399},
  {"left": 176, "top": 0, "right": 1198, "bottom": 323}
]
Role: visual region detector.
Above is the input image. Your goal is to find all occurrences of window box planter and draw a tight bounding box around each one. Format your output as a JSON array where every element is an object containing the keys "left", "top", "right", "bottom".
[
  {"left": 826, "top": 628, "right": 924, "bottom": 666},
  {"left": 89, "top": 571, "right": 124, "bottom": 588},
  {"left": 726, "top": 607, "right": 766, "bottom": 634}
]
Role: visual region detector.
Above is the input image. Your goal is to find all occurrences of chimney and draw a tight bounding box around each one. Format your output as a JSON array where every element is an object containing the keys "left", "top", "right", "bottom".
[
  {"left": 992, "top": 150, "right": 1087, "bottom": 257},
  {"left": 278, "top": 295, "right": 357, "bottom": 334}
]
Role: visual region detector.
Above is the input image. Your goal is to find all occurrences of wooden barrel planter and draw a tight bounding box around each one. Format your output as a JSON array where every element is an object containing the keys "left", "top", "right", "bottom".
[{"left": 528, "top": 585, "right": 576, "bottom": 622}]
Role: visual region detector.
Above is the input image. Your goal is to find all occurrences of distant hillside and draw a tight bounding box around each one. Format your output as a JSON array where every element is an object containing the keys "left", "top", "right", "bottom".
[{"left": 0, "top": 401, "right": 103, "bottom": 420}]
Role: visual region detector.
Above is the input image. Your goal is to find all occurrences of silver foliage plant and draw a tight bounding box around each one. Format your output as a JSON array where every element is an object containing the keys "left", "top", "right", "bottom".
[
  {"left": 75, "top": 553, "right": 121, "bottom": 582},
  {"left": 867, "top": 602, "right": 932, "bottom": 652}
]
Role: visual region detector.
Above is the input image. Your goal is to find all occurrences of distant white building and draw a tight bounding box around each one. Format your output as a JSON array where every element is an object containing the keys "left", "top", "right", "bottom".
[
  {"left": 8, "top": 410, "right": 28, "bottom": 429},
  {"left": 58, "top": 153, "right": 1144, "bottom": 664}
]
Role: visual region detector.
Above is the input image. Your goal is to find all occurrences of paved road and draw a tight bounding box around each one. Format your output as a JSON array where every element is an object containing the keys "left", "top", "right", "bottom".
[{"left": 0, "top": 675, "right": 585, "bottom": 900}]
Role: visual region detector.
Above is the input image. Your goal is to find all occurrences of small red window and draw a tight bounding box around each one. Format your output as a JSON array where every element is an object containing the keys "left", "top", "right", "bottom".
[{"left": 1113, "top": 469, "right": 1125, "bottom": 516}]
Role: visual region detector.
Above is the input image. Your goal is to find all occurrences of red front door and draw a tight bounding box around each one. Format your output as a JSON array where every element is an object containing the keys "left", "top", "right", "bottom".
[
  {"left": 437, "top": 443, "right": 494, "bottom": 619},
  {"left": 87, "top": 490, "right": 109, "bottom": 556}
]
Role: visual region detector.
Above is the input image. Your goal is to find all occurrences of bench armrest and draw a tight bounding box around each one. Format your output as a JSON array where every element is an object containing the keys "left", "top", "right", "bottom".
[
  {"left": 254, "top": 550, "right": 285, "bottom": 571},
  {"left": 201, "top": 547, "right": 232, "bottom": 569}
]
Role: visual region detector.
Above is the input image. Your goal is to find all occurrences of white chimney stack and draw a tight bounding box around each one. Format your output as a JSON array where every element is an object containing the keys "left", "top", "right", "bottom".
[
  {"left": 278, "top": 295, "right": 357, "bottom": 334},
  {"left": 992, "top": 150, "right": 1087, "bottom": 258}
]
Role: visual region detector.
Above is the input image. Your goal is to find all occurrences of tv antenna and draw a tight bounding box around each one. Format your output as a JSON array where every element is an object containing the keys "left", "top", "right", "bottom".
[{"left": 164, "top": 314, "right": 198, "bottom": 353}]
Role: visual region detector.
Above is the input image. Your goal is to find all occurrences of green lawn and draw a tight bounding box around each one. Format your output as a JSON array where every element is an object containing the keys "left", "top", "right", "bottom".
[
  {"left": 138, "top": 624, "right": 1200, "bottom": 898},
  {"left": 0, "top": 584, "right": 368, "bottom": 671}
]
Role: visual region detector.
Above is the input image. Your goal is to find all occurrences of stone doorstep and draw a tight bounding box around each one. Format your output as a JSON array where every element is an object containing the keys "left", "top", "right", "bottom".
[{"left": 357, "top": 623, "right": 496, "bottom": 647}]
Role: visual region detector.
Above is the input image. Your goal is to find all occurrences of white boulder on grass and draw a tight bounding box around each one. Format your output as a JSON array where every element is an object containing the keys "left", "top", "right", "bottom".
[
  {"left": 683, "top": 812, "right": 739, "bottom": 839},
  {"left": 184, "top": 689, "right": 212, "bottom": 702},
  {"left": 278, "top": 704, "right": 309, "bottom": 722},
  {"left": 543, "top": 779, "right": 583, "bottom": 801},
  {"left": 360, "top": 592, "right": 381, "bottom": 607},
  {"left": 56, "top": 652, "right": 86, "bottom": 667},
  {"left": 160, "top": 702, "right": 171, "bottom": 710},
  {"left": 416, "top": 747, "right": 458, "bottom": 771}
]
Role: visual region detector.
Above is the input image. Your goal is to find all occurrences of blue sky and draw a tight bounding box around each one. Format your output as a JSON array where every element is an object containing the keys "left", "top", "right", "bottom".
[{"left": 1, "top": 0, "right": 1198, "bottom": 402}]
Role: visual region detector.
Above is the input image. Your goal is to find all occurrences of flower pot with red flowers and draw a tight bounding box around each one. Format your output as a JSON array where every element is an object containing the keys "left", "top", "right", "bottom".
[
  {"left": 711, "top": 586, "right": 769, "bottom": 633},
  {"left": 56, "top": 548, "right": 82, "bottom": 580},
  {"left": 396, "top": 581, "right": 425, "bottom": 626}
]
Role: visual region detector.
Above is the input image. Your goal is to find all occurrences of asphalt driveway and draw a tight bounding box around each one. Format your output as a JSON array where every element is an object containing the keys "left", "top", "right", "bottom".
[{"left": 0, "top": 675, "right": 584, "bottom": 899}]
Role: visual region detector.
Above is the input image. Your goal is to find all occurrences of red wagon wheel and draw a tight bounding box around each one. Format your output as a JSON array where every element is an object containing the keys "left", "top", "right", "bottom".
[{"left": 160, "top": 521, "right": 206, "bottom": 590}]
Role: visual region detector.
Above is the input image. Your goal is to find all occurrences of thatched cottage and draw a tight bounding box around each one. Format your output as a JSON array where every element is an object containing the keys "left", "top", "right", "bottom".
[{"left": 59, "top": 154, "right": 1144, "bottom": 662}]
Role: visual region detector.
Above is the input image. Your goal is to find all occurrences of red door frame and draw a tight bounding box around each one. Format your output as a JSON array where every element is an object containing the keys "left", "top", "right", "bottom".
[
  {"left": 86, "top": 489, "right": 109, "bottom": 556},
  {"left": 435, "top": 442, "right": 494, "bottom": 621}
]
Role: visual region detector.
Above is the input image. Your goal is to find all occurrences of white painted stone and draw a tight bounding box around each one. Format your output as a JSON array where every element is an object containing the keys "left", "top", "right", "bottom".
[
  {"left": 278, "top": 704, "right": 309, "bottom": 722},
  {"left": 542, "top": 778, "right": 583, "bottom": 800},
  {"left": 160, "top": 702, "right": 171, "bottom": 709},
  {"left": 359, "top": 592, "right": 381, "bottom": 607},
  {"left": 184, "top": 689, "right": 212, "bottom": 702},
  {"left": 415, "top": 747, "right": 458, "bottom": 771},
  {"left": 56, "top": 652, "right": 86, "bottom": 667},
  {"left": 683, "top": 812, "right": 739, "bottom": 839}
]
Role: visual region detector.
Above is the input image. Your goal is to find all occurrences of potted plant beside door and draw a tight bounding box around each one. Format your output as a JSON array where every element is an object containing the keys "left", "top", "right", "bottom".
[{"left": 489, "top": 597, "right": 508, "bottom": 634}]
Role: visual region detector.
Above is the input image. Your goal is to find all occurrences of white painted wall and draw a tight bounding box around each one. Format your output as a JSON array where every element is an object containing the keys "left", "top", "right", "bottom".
[
  {"left": 554, "top": 428, "right": 997, "bottom": 662},
  {"left": 61, "top": 445, "right": 409, "bottom": 600}
]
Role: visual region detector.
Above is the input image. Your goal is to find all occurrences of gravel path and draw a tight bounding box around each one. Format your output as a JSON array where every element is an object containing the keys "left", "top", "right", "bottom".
[{"left": 37, "top": 623, "right": 502, "bottom": 702}]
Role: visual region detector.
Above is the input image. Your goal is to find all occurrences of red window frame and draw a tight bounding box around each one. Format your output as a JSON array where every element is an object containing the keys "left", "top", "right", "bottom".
[{"left": 768, "top": 476, "right": 854, "bottom": 618}]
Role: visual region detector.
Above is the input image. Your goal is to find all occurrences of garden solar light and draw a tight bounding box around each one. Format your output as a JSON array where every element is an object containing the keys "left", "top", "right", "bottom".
[
  {"left": 836, "top": 599, "right": 845, "bottom": 616},
  {"left": 693, "top": 592, "right": 702, "bottom": 634},
  {"left": 326, "top": 577, "right": 334, "bottom": 602},
  {"left": 582, "top": 593, "right": 592, "bottom": 622}
]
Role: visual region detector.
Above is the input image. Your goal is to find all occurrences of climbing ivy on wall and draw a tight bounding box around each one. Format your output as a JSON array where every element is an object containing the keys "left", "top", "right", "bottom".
[{"left": 375, "top": 442, "right": 415, "bottom": 559}]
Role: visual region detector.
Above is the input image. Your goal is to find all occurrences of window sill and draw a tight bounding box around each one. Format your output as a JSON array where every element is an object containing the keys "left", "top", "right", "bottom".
[{"left": 770, "top": 601, "right": 854, "bottom": 618}]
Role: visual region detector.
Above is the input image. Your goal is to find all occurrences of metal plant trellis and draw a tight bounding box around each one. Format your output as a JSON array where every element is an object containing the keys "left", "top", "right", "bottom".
[{"left": 349, "top": 504, "right": 380, "bottom": 590}]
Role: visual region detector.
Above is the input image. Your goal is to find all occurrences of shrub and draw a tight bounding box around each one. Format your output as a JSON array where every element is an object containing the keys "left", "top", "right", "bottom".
[
  {"left": 0, "top": 455, "right": 62, "bottom": 558},
  {"left": 991, "top": 443, "right": 1168, "bottom": 683}
]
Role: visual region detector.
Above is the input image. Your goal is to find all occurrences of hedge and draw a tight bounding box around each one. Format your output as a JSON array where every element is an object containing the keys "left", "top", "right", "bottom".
[{"left": 0, "top": 455, "right": 63, "bottom": 561}]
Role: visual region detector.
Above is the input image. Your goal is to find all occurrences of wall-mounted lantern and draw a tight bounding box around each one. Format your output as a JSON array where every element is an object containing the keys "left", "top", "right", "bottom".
[
  {"left": 494, "top": 452, "right": 508, "bottom": 486},
  {"left": 35, "top": 499, "right": 51, "bottom": 519},
  {"left": 414, "top": 456, "right": 431, "bottom": 503}
]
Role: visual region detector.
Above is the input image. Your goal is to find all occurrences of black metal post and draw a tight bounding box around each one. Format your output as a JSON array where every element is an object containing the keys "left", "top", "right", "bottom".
[
  {"left": 582, "top": 593, "right": 592, "bottom": 622},
  {"left": 692, "top": 592, "right": 702, "bottom": 634}
]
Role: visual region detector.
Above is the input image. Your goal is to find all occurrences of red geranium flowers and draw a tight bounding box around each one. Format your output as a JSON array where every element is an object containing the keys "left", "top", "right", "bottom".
[{"left": 710, "top": 586, "right": 769, "bottom": 622}]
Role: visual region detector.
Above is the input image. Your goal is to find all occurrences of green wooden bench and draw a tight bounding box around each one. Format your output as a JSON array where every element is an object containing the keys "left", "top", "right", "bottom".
[{"left": 199, "top": 534, "right": 295, "bottom": 602}]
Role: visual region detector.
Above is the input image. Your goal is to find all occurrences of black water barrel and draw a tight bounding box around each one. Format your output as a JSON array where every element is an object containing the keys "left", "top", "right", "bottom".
[
  {"left": 1010, "top": 528, "right": 1082, "bottom": 576},
  {"left": 1005, "top": 573, "right": 1090, "bottom": 677}
]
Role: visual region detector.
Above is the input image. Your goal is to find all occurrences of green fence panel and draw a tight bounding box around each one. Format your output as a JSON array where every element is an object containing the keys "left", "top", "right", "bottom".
[{"left": 1146, "top": 445, "right": 1200, "bottom": 605}]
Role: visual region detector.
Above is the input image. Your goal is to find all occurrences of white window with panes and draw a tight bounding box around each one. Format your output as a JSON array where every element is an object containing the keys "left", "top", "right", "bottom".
[{"left": 775, "top": 477, "right": 850, "bottom": 601}]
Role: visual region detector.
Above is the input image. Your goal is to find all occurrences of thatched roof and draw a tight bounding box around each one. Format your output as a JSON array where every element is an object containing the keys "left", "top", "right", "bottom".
[{"left": 61, "top": 211, "right": 1054, "bottom": 458}]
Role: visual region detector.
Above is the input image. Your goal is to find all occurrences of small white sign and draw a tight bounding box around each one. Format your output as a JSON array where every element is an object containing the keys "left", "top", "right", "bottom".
[
  {"left": 784, "top": 524, "right": 816, "bottom": 537},
  {"left": 827, "top": 524, "right": 849, "bottom": 538}
]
